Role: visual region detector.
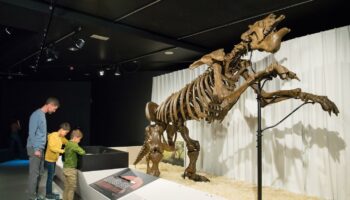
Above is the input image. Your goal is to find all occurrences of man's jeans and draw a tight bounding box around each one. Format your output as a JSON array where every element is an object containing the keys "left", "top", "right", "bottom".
[
  {"left": 27, "top": 147, "right": 45, "bottom": 200},
  {"left": 45, "top": 161, "right": 56, "bottom": 195}
]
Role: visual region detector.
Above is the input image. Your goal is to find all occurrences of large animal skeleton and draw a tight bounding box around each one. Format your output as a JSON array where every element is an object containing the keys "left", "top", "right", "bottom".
[{"left": 134, "top": 14, "right": 339, "bottom": 182}]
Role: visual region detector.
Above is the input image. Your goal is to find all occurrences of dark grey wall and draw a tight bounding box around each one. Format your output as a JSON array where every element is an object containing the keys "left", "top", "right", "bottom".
[
  {"left": 0, "top": 71, "right": 162, "bottom": 149},
  {"left": 0, "top": 81, "right": 91, "bottom": 148},
  {"left": 90, "top": 72, "right": 161, "bottom": 147}
]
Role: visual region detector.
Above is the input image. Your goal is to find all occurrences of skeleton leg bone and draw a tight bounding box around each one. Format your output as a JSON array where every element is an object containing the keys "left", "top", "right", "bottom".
[
  {"left": 220, "top": 62, "right": 286, "bottom": 109},
  {"left": 146, "top": 147, "right": 163, "bottom": 176},
  {"left": 178, "top": 124, "right": 210, "bottom": 182},
  {"left": 259, "top": 89, "right": 339, "bottom": 115},
  {"left": 144, "top": 124, "right": 165, "bottom": 177}
]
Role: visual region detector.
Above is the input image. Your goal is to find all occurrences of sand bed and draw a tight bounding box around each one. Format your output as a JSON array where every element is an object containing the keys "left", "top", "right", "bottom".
[{"left": 131, "top": 163, "right": 318, "bottom": 200}]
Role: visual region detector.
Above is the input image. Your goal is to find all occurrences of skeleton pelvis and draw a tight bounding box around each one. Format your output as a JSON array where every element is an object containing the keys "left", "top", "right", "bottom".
[{"left": 145, "top": 102, "right": 159, "bottom": 121}]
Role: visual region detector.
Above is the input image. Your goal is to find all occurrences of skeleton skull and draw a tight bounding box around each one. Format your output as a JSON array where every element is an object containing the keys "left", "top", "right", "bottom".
[{"left": 241, "top": 14, "right": 290, "bottom": 53}]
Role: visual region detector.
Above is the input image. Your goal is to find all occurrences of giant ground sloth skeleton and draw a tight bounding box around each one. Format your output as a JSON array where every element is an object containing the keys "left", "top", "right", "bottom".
[{"left": 134, "top": 14, "right": 339, "bottom": 182}]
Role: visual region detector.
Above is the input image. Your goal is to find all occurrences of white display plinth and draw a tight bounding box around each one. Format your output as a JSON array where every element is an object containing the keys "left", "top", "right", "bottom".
[{"left": 56, "top": 157, "right": 226, "bottom": 200}]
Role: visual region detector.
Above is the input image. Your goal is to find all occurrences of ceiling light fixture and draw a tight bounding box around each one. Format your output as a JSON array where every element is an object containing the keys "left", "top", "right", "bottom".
[
  {"left": 45, "top": 47, "right": 58, "bottom": 62},
  {"left": 90, "top": 34, "right": 110, "bottom": 41},
  {"left": 114, "top": 67, "right": 121, "bottom": 76},
  {"left": 68, "top": 38, "right": 85, "bottom": 51},
  {"left": 98, "top": 69, "right": 105, "bottom": 77},
  {"left": 5, "top": 27, "right": 12, "bottom": 35},
  {"left": 164, "top": 51, "right": 174, "bottom": 55}
]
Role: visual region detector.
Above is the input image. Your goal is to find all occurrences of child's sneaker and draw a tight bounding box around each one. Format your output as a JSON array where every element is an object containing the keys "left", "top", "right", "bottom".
[
  {"left": 53, "top": 193, "right": 60, "bottom": 199},
  {"left": 45, "top": 193, "right": 60, "bottom": 200}
]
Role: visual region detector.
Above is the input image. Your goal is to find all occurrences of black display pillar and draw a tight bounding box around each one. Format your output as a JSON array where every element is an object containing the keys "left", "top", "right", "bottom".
[{"left": 256, "top": 81, "right": 263, "bottom": 200}]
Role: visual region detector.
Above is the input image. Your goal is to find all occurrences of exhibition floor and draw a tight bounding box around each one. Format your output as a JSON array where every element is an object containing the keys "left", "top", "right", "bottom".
[
  {"left": 0, "top": 159, "right": 64, "bottom": 200},
  {"left": 131, "top": 163, "right": 319, "bottom": 200},
  {"left": 0, "top": 159, "right": 319, "bottom": 200}
]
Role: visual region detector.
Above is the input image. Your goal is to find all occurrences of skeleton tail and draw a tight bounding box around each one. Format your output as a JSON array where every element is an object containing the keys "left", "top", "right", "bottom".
[{"left": 133, "top": 142, "right": 149, "bottom": 165}]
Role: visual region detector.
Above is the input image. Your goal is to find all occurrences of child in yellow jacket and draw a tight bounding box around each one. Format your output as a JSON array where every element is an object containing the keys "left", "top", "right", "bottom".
[{"left": 44, "top": 122, "right": 70, "bottom": 200}]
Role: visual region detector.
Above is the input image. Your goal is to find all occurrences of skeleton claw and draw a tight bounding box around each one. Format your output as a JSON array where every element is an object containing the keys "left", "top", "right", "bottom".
[
  {"left": 268, "top": 63, "right": 300, "bottom": 81},
  {"left": 183, "top": 171, "right": 210, "bottom": 182},
  {"left": 301, "top": 94, "right": 339, "bottom": 116},
  {"left": 294, "top": 75, "right": 300, "bottom": 81},
  {"left": 278, "top": 70, "right": 299, "bottom": 81}
]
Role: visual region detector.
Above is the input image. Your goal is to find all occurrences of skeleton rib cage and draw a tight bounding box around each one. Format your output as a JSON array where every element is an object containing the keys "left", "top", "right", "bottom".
[{"left": 154, "top": 69, "right": 222, "bottom": 124}]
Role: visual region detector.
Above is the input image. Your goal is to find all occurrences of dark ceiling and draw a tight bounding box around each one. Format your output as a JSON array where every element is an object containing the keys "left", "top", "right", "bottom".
[{"left": 0, "top": 0, "right": 348, "bottom": 80}]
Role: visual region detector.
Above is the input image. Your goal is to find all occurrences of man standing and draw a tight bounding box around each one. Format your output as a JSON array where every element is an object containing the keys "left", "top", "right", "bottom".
[{"left": 27, "top": 97, "right": 60, "bottom": 200}]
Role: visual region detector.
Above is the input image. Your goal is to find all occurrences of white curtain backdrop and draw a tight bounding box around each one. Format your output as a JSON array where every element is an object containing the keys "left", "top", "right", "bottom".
[{"left": 151, "top": 25, "right": 350, "bottom": 200}]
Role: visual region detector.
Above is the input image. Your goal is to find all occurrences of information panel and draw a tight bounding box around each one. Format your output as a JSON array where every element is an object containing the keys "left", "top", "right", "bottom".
[{"left": 90, "top": 168, "right": 158, "bottom": 199}]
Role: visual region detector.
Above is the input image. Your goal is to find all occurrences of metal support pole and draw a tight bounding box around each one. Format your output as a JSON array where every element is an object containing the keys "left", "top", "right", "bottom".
[
  {"left": 255, "top": 77, "right": 310, "bottom": 200},
  {"left": 256, "top": 80, "right": 262, "bottom": 200}
]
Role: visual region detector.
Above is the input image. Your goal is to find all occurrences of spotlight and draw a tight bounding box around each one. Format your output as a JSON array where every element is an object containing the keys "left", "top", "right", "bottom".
[
  {"left": 45, "top": 48, "right": 52, "bottom": 62},
  {"left": 114, "top": 67, "right": 121, "bottom": 76},
  {"left": 75, "top": 39, "right": 85, "bottom": 49},
  {"left": 45, "top": 47, "right": 58, "bottom": 62},
  {"left": 164, "top": 51, "right": 174, "bottom": 55},
  {"left": 5, "top": 27, "right": 12, "bottom": 35},
  {"left": 98, "top": 69, "right": 105, "bottom": 77},
  {"left": 68, "top": 39, "right": 85, "bottom": 51}
]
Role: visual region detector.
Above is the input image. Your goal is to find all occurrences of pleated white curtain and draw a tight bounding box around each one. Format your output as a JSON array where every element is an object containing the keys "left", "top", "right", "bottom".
[{"left": 151, "top": 25, "right": 350, "bottom": 200}]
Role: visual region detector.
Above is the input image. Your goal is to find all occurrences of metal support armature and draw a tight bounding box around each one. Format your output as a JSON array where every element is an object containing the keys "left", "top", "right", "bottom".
[{"left": 255, "top": 78, "right": 312, "bottom": 200}]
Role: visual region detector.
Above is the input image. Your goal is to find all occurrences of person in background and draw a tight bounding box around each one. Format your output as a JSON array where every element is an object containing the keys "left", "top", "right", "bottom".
[
  {"left": 9, "top": 118, "right": 24, "bottom": 159},
  {"left": 26, "top": 97, "right": 60, "bottom": 200},
  {"left": 45, "top": 122, "right": 70, "bottom": 200},
  {"left": 63, "top": 129, "right": 85, "bottom": 200}
]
